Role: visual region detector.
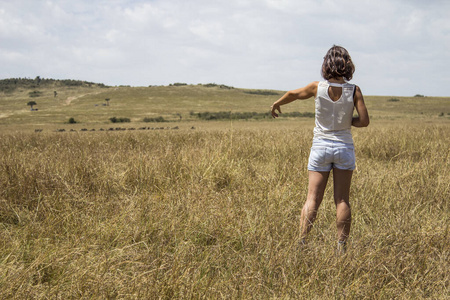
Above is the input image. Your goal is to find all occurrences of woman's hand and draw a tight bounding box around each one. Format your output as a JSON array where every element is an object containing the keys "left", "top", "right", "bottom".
[{"left": 271, "top": 103, "right": 282, "bottom": 118}]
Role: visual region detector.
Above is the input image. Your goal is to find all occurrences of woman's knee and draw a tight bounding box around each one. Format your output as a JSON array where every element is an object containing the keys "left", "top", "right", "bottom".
[
  {"left": 303, "top": 197, "right": 322, "bottom": 213},
  {"left": 334, "top": 197, "right": 350, "bottom": 207}
]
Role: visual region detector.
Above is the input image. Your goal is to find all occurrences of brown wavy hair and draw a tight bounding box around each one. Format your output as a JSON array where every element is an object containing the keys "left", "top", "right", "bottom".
[{"left": 321, "top": 45, "right": 355, "bottom": 81}]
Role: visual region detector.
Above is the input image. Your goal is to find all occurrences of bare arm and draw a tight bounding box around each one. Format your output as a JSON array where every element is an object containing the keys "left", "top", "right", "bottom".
[
  {"left": 352, "top": 86, "right": 369, "bottom": 127},
  {"left": 271, "top": 81, "right": 318, "bottom": 118}
]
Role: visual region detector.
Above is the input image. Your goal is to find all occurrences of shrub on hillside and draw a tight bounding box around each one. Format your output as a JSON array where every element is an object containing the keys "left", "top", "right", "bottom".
[
  {"left": 143, "top": 116, "right": 168, "bottom": 123},
  {"left": 110, "top": 117, "right": 131, "bottom": 123},
  {"left": 28, "top": 91, "right": 43, "bottom": 97}
]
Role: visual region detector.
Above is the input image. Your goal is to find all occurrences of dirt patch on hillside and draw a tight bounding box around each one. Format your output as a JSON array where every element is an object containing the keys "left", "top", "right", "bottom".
[
  {"left": 0, "top": 113, "right": 12, "bottom": 119},
  {"left": 64, "top": 91, "right": 103, "bottom": 105}
]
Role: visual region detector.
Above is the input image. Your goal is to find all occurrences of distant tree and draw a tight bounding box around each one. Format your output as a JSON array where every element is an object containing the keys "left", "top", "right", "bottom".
[
  {"left": 105, "top": 98, "right": 110, "bottom": 106},
  {"left": 27, "top": 101, "right": 37, "bottom": 110}
]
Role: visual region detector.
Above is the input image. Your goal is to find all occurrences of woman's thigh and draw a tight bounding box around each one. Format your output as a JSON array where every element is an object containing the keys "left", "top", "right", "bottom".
[
  {"left": 332, "top": 168, "right": 353, "bottom": 203},
  {"left": 307, "top": 170, "right": 330, "bottom": 205}
]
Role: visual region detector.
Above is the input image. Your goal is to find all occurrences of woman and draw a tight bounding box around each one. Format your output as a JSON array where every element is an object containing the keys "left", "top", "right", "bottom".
[{"left": 271, "top": 45, "right": 370, "bottom": 253}]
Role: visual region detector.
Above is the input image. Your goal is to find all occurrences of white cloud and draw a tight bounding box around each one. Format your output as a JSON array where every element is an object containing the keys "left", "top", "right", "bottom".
[{"left": 0, "top": 0, "right": 449, "bottom": 96}]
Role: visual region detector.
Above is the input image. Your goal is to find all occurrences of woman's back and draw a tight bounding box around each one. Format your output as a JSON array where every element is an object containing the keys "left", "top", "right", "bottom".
[{"left": 313, "top": 81, "right": 355, "bottom": 144}]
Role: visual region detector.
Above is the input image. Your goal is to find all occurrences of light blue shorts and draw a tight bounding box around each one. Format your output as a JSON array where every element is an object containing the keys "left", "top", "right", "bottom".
[{"left": 307, "top": 139, "right": 355, "bottom": 172}]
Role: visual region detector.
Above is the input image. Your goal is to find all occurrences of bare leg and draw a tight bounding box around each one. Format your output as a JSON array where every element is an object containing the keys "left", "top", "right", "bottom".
[
  {"left": 333, "top": 168, "right": 353, "bottom": 242},
  {"left": 300, "top": 171, "right": 330, "bottom": 240}
]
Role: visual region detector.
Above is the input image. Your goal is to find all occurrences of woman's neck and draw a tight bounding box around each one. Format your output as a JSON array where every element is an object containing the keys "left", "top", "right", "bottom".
[{"left": 328, "top": 77, "right": 346, "bottom": 84}]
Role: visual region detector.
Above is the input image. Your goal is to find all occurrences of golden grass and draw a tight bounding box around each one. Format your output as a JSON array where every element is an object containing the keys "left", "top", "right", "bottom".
[{"left": 0, "top": 121, "right": 448, "bottom": 298}]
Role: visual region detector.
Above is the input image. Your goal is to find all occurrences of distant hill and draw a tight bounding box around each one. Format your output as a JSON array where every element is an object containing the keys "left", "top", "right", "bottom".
[{"left": 0, "top": 78, "right": 448, "bottom": 129}]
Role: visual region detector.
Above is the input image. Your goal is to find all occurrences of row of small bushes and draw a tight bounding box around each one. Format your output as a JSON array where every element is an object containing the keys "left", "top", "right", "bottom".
[
  {"left": 169, "top": 83, "right": 235, "bottom": 89},
  {"left": 243, "top": 90, "right": 281, "bottom": 96},
  {"left": 0, "top": 77, "right": 107, "bottom": 92},
  {"left": 67, "top": 117, "right": 165, "bottom": 124},
  {"left": 191, "top": 111, "right": 314, "bottom": 120},
  {"left": 201, "top": 83, "right": 234, "bottom": 89},
  {"left": 143, "top": 116, "right": 168, "bottom": 123},
  {"left": 67, "top": 111, "right": 315, "bottom": 124}
]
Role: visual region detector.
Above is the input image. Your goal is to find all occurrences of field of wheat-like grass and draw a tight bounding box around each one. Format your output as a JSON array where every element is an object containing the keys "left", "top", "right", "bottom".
[{"left": 0, "top": 121, "right": 448, "bottom": 299}]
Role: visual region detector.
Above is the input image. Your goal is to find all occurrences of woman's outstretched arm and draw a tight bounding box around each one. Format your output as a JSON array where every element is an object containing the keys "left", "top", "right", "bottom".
[{"left": 271, "top": 81, "right": 318, "bottom": 118}]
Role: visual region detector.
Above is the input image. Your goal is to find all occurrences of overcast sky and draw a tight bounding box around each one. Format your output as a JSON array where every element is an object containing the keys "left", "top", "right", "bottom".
[{"left": 1, "top": 0, "right": 449, "bottom": 96}]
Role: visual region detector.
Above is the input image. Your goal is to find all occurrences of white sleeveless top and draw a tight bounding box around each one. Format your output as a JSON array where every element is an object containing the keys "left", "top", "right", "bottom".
[{"left": 313, "top": 81, "right": 355, "bottom": 144}]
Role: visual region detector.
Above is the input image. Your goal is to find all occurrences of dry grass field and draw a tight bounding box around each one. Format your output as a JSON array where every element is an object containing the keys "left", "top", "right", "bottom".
[{"left": 0, "top": 81, "right": 449, "bottom": 298}]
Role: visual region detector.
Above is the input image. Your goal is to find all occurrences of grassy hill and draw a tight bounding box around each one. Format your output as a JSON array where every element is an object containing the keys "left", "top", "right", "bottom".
[{"left": 0, "top": 78, "right": 449, "bottom": 131}]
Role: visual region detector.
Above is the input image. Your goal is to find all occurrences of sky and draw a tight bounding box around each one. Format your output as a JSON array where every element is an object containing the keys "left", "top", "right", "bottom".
[{"left": 0, "top": 0, "right": 449, "bottom": 96}]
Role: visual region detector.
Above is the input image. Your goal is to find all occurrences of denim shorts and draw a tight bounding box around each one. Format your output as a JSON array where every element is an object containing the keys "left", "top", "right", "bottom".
[{"left": 307, "top": 139, "right": 355, "bottom": 172}]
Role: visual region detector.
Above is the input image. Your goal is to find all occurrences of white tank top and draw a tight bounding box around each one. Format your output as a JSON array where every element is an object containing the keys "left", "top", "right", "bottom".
[{"left": 313, "top": 81, "right": 355, "bottom": 144}]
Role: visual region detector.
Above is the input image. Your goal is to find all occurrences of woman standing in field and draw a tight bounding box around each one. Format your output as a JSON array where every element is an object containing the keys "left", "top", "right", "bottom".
[{"left": 271, "top": 45, "right": 369, "bottom": 253}]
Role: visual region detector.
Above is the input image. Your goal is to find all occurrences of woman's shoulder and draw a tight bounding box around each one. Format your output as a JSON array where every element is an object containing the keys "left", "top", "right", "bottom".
[{"left": 300, "top": 81, "right": 320, "bottom": 92}]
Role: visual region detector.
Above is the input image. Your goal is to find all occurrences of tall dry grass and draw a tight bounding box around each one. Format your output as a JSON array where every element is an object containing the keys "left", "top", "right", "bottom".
[{"left": 0, "top": 122, "right": 448, "bottom": 299}]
